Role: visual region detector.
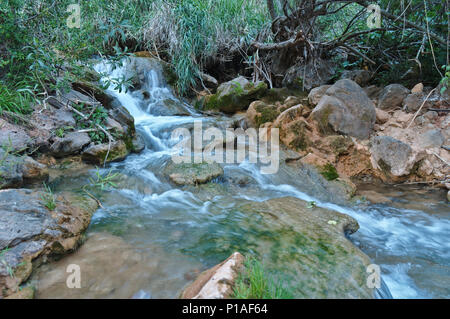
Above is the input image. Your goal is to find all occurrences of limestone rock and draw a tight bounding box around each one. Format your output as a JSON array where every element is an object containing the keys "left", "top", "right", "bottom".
[
  {"left": 378, "top": 84, "right": 409, "bottom": 110},
  {"left": 181, "top": 252, "right": 244, "bottom": 299},
  {"left": 311, "top": 79, "right": 376, "bottom": 139},
  {"left": 50, "top": 132, "right": 91, "bottom": 157},
  {"left": 370, "top": 136, "right": 424, "bottom": 177},
  {"left": 0, "top": 189, "right": 98, "bottom": 298},
  {"left": 203, "top": 76, "right": 268, "bottom": 113},
  {"left": 81, "top": 140, "right": 129, "bottom": 164},
  {"left": 164, "top": 162, "right": 224, "bottom": 185}
]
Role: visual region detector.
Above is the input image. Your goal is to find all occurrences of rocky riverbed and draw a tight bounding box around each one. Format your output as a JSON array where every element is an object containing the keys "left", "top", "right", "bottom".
[{"left": 1, "top": 56, "right": 449, "bottom": 299}]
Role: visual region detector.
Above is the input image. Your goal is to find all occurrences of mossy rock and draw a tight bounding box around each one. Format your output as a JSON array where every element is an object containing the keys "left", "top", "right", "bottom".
[
  {"left": 238, "top": 197, "right": 375, "bottom": 298},
  {"left": 203, "top": 76, "right": 268, "bottom": 113},
  {"left": 81, "top": 141, "right": 129, "bottom": 165},
  {"left": 164, "top": 161, "right": 224, "bottom": 185}
]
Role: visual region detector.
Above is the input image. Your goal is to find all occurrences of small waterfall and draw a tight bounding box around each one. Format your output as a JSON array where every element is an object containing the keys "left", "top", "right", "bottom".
[{"left": 78, "top": 58, "right": 449, "bottom": 299}]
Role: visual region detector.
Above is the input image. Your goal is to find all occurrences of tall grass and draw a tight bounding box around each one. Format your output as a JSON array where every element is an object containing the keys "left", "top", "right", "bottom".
[
  {"left": 232, "top": 257, "right": 293, "bottom": 299},
  {"left": 143, "top": 0, "right": 270, "bottom": 93}
]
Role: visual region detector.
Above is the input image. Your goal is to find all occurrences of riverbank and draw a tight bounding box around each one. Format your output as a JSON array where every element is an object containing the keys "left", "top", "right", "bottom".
[{"left": 1, "top": 56, "right": 449, "bottom": 299}]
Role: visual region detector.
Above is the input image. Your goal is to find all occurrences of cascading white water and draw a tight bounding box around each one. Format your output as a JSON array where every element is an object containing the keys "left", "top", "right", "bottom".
[{"left": 34, "top": 59, "right": 448, "bottom": 299}]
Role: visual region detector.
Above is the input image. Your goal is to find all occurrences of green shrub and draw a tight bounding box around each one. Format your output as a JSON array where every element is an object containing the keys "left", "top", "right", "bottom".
[{"left": 320, "top": 163, "right": 339, "bottom": 181}]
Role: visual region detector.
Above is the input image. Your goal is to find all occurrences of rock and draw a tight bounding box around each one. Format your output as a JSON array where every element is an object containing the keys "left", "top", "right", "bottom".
[
  {"left": 150, "top": 98, "right": 191, "bottom": 116},
  {"left": 81, "top": 140, "right": 129, "bottom": 164},
  {"left": 32, "top": 232, "right": 193, "bottom": 298},
  {"left": 300, "top": 153, "right": 328, "bottom": 167},
  {"left": 370, "top": 136, "right": 424, "bottom": 177},
  {"left": 131, "top": 133, "right": 145, "bottom": 153},
  {"left": 340, "top": 69, "right": 371, "bottom": 86},
  {"left": 0, "top": 150, "right": 48, "bottom": 189},
  {"left": 237, "top": 197, "right": 375, "bottom": 298},
  {"left": 50, "top": 132, "right": 91, "bottom": 157},
  {"left": 447, "top": 190, "right": 450, "bottom": 202},
  {"left": 308, "top": 85, "right": 331, "bottom": 106},
  {"left": 311, "top": 79, "right": 376, "bottom": 139},
  {"left": 275, "top": 114, "right": 311, "bottom": 151},
  {"left": 283, "top": 96, "right": 304, "bottom": 108},
  {"left": 105, "top": 117, "right": 125, "bottom": 134},
  {"left": 164, "top": 161, "right": 224, "bottom": 185},
  {"left": 0, "top": 119, "right": 33, "bottom": 153},
  {"left": 378, "top": 84, "right": 409, "bottom": 110},
  {"left": 282, "top": 58, "right": 335, "bottom": 91},
  {"left": 375, "top": 108, "right": 390, "bottom": 124},
  {"left": 4, "top": 286, "right": 35, "bottom": 299},
  {"left": 202, "top": 76, "right": 268, "bottom": 113},
  {"left": 364, "top": 85, "right": 383, "bottom": 100},
  {"left": 423, "top": 111, "right": 438, "bottom": 121},
  {"left": 417, "top": 129, "right": 444, "bottom": 149},
  {"left": 0, "top": 189, "right": 98, "bottom": 298},
  {"left": 411, "top": 83, "right": 424, "bottom": 94},
  {"left": 246, "top": 101, "right": 279, "bottom": 128},
  {"left": 181, "top": 252, "right": 244, "bottom": 299},
  {"left": 403, "top": 93, "right": 430, "bottom": 112},
  {"left": 0, "top": 150, "right": 23, "bottom": 189},
  {"left": 21, "top": 156, "right": 49, "bottom": 183}
]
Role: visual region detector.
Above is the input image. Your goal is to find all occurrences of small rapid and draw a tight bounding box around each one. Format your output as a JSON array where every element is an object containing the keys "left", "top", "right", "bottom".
[{"left": 33, "top": 59, "right": 449, "bottom": 299}]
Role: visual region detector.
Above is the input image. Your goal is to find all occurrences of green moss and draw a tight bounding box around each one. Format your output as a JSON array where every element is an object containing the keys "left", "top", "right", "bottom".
[
  {"left": 162, "top": 63, "right": 178, "bottom": 87},
  {"left": 320, "top": 163, "right": 339, "bottom": 181},
  {"left": 254, "top": 104, "right": 279, "bottom": 127}
]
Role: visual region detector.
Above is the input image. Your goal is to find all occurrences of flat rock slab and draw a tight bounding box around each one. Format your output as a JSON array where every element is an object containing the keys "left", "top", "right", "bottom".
[
  {"left": 237, "top": 197, "right": 375, "bottom": 298},
  {"left": 0, "top": 189, "right": 98, "bottom": 298},
  {"left": 164, "top": 162, "right": 224, "bottom": 185}
]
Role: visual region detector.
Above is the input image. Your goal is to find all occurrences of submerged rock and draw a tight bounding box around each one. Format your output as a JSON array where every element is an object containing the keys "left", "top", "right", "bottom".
[
  {"left": 237, "top": 197, "right": 375, "bottom": 298},
  {"left": 164, "top": 161, "right": 224, "bottom": 185},
  {"left": 0, "top": 189, "right": 98, "bottom": 298},
  {"left": 180, "top": 252, "right": 244, "bottom": 299}
]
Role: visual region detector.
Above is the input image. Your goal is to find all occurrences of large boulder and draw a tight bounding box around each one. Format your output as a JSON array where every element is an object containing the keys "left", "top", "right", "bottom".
[
  {"left": 236, "top": 197, "right": 376, "bottom": 298},
  {"left": 180, "top": 252, "right": 244, "bottom": 299},
  {"left": 0, "top": 189, "right": 98, "bottom": 298},
  {"left": 202, "top": 76, "right": 268, "bottom": 113},
  {"left": 311, "top": 79, "right": 376, "bottom": 139},
  {"left": 378, "top": 84, "right": 409, "bottom": 110},
  {"left": 370, "top": 136, "right": 425, "bottom": 177}
]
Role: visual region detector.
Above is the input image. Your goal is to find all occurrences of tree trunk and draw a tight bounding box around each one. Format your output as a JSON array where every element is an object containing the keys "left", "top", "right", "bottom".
[{"left": 267, "top": 0, "right": 276, "bottom": 20}]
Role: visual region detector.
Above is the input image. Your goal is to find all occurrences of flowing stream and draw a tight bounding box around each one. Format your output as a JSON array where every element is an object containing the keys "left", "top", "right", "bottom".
[{"left": 32, "top": 60, "right": 450, "bottom": 299}]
